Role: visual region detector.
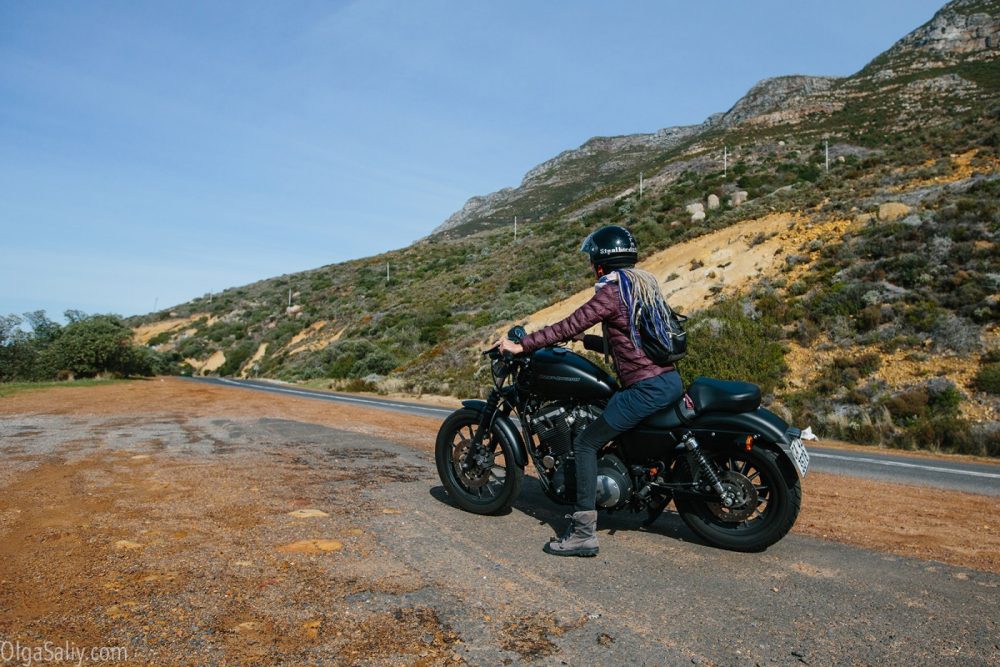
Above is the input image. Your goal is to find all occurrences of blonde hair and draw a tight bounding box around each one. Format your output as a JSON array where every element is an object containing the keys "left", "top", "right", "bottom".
[{"left": 616, "top": 268, "right": 675, "bottom": 347}]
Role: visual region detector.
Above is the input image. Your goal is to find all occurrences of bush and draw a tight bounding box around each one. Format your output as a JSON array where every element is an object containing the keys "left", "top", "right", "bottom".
[
  {"left": 885, "top": 388, "right": 929, "bottom": 421},
  {"left": 351, "top": 349, "right": 397, "bottom": 377},
  {"left": 147, "top": 331, "right": 172, "bottom": 347},
  {"left": 176, "top": 336, "right": 211, "bottom": 360},
  {"left": 317, "top": 339, "right": 399, "bottom": 379},
  {"left": 39, "top": 315, "right": 148, "bottom": 378},
  {"left": 974, "top": 362, "right": 1000, "bottom": 395},
  {"left": 218, "top": 341, "right": 257, "bottom": 376},
  {"left": 814, "top": 353, "right": 882, "bottom": 394},
  {"left": 679, "top": 298, "right": 786, "bottom": 394}
]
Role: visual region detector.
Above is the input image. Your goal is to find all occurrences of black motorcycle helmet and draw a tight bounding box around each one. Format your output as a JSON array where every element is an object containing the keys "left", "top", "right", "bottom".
[{"left": 580, "top": 225, "right": 638, "bottom": 274}]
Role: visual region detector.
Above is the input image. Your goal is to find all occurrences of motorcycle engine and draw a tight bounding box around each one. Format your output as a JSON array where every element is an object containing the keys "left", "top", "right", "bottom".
[
  {"left": 532, "top": 402, "right": 602, "bottom": 502},
  {"left": 596, "top": 454, "right": 632, "bottom": 509},
  {"left": 531, "top": 402, "right": 631, "bottom": 508},
  {"left": 530, "top": 401, "right": 600, "bottom": 457}
]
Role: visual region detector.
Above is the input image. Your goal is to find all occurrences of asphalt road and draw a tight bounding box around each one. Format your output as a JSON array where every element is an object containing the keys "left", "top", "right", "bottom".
[{"left": 190, "top": 377, "right": 1000, "bottom": 497}]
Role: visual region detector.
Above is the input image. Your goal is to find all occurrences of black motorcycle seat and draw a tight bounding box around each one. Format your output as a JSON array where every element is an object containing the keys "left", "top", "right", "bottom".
[
  {"left": 638, "top": 377, "right": 761, "bottom": 430},
  {"left": 688, "top": 376, "right": 761, "bottom": 413}
]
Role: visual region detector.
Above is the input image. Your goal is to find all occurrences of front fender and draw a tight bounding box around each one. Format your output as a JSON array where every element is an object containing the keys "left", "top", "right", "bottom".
[{"left": 461, "top": 400, "right": 528, "bottom": 468}]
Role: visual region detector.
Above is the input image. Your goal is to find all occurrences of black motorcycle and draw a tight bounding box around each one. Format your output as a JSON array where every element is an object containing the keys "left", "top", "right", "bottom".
[{"left": 435, "top": 329, "right": 810, "bottom": 552}]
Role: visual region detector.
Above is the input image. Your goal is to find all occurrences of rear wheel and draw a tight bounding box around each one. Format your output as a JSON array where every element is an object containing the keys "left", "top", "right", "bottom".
[
  {"left": 673, "top": 445, "right": 800, "bottom": 552},
  {"left": 435, "top": 408, "right": 524, "bottom": 515}
]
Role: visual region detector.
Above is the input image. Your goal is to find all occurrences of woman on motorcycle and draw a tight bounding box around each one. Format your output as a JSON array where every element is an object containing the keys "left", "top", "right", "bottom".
[{"left": 498, "top": 225, "right": 684, "bottom": 557}]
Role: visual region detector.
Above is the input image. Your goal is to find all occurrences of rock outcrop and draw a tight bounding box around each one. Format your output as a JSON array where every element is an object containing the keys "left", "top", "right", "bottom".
[
  {"left": 686, "top": 202, "right": 706, "bottom": 223},
  {"left": 886, "top": 0, "right": 1000, "bottom": 63},
  {"left": 714, "top": 75, "right": 842, "bottom": 129}
]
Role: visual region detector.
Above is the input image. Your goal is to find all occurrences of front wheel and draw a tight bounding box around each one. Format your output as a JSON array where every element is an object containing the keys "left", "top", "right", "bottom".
[
  {"left": 435, "top": 408, "right": 524, "bottom": 515},
  {"left": 673, "top": 445, "right": 801, "bottom": 552}
]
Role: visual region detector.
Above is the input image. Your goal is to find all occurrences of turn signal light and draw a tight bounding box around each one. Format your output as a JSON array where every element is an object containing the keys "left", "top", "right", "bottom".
[{"left": 744, "top": 435, "right": 754, "bottom": 451}]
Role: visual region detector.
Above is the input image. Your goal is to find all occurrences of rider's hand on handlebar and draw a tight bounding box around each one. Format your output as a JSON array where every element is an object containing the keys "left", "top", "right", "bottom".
[{"left": 497, "top": 339, "right": 524, "bottom": 356}]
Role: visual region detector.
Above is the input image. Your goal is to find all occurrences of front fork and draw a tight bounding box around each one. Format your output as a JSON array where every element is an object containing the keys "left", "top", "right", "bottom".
[
  {"left": 680, "top": 432, "right": 737, "bottom": 508},
  {"left": 464, "top": 389, "right": 502, "bottom": 472}
]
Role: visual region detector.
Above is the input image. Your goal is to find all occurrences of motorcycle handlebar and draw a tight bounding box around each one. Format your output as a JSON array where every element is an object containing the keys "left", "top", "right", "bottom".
[
  {"left": 482, "top": 345, "right": 518, "bottom": 362},
  {"left": 483, "top": 325, "right": 528, "bottom": 358}
]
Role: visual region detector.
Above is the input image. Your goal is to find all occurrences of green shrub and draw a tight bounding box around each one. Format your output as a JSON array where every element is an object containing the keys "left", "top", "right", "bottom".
[
  {"left": 147, "top": 331, "right": 172, "bottom": 347},
  {"left": 0, "top": 313, "right": 164, "bottom": 380},
  {"left": 351, "top": 349, "right": 397, "bottom": 377},
  {"left": 973, "top": 362, "right": 1000, "bottom": 395},
  {"left": 39, "top": 316, "right": 143, "bottom": 378},
  {"left": 176, "top": 336, "right": 210, "bottom": 360},
  {"left": 679, "top": 298, "right": 786, "bottom": 394},
  {"left": 814, "top": 353, "right": 882, "bottom": 395},
  {"left": 885, "top": 388, "right": 928, "bottom": 421},
  {"left": 218, "top": 340, "right": 257, "bottom": 376}
]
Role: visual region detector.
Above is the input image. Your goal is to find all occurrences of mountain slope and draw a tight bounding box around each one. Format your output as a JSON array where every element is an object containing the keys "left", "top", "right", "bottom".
[
  {"left": 131, "top": 0, "right": 1000, "bottom": 454},
  {"left": 431, "top": 75, "right": 843, "bottom": 238}
]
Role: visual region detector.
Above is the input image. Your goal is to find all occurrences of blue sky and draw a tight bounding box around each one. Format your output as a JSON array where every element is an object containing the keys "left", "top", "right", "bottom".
[{"left": 1, "top": 1, "right": 947, "bottom": 320}]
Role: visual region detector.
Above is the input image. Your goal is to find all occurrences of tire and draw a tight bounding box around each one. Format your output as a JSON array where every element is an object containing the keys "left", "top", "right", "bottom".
[
  {"left": 435, "top": 408, "right": 524, "bottom": 515},
  {"left": 673, "top": 444, "right": 801, "bottom": 552}
]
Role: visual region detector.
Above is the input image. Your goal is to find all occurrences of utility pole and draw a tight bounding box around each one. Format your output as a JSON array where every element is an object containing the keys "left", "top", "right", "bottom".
[
  {"left": 287, "top": 289, "right": 292, "bottom": 307},
  {"left": 514, "top": 215, "right": 517, "bottom": 241},
  {"left": 153, "top": 297, "right": 158, "bottom": 312},
  {"left": 386, "top": 261, "right": 390, "bottom": 282},
  {"left": 639, "top": 172, "right": 644, "bottom": 199}
]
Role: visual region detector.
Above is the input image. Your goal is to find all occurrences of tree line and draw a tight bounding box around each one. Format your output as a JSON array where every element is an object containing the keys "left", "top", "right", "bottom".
[{"left": 0, "top": 311, "right": 171, "bottom": 382}]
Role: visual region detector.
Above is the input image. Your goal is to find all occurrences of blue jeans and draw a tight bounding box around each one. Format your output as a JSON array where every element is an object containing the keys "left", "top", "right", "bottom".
[
  {"left": 602, "top": 370, "right": 685, "bottom": 432},
  {"left": 573, "top": 370, "right": 684, "bottom": 512}
]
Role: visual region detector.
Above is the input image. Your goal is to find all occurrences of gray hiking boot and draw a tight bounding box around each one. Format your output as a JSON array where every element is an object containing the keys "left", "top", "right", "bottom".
[{"left": 543, "top": 510, "right": 599, "bottom": 557}]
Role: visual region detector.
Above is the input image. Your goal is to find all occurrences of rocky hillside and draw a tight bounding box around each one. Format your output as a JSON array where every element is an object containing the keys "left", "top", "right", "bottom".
[
  {"left": 431, "top": 75, "right": 842, "bottom": 238},
  {"left": 131, "top": 0, "right": 1000, "bottom": 455}
]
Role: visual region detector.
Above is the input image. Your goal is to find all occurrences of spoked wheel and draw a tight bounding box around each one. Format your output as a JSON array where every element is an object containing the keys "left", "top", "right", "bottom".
[
  {"left": 435, "top": 408, "right": 523, "bottom": 515},
  {"left": 673, "top": 445, "right": 801, "bottom": 551}
]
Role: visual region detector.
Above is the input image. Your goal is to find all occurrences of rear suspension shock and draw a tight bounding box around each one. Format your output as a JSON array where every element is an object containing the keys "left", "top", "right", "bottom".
[{"left": 680, "top": 432, "right": 733, "bottom": 506}]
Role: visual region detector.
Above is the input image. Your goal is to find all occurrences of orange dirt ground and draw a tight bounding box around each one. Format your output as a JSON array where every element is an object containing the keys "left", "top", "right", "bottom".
[{"left": 2, "top": 377, "right": 999, "bottom": 578}]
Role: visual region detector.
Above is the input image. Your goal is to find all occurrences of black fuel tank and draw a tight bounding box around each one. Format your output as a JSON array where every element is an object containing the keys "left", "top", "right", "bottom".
[{"left": 523, "top": 347, "right": 617, "bottom": 400}]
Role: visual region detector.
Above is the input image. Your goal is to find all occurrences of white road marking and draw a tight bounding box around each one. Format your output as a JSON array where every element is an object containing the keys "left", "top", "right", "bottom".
[
  {"left": 208, "top": 378, "right": 999, "bottom": 482},
  {"left": 216, "top": 378, "right": 454, "bottom": 415},
  {"left": 810, "top": 452, "right": 1000, "bottom": 480}
]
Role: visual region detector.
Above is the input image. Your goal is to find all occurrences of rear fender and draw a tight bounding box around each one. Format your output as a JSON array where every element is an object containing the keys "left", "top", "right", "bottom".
[
  {"left": 461, "top": 400, "right": 528, "bottom": 468},
  {"left": 690, "top": 408, "right": 802, "bottom": 479}
]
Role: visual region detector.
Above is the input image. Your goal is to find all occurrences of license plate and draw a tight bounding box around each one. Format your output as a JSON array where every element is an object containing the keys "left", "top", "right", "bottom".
[{"left": 788, "top": 437, "right": 810, "bottom": 477}]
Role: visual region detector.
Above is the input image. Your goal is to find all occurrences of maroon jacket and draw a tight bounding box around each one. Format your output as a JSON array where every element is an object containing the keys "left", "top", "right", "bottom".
[{"left": 520, "top": 279, "right": 674, "bottom": 387}]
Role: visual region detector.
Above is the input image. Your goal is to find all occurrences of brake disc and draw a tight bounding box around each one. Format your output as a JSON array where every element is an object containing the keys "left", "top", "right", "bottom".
[
  {"left": 705, "top": 470, "right": 759, "bottom": 522},
  {"left": 452, "top": 438, "right": 493, "bottom": 489}
]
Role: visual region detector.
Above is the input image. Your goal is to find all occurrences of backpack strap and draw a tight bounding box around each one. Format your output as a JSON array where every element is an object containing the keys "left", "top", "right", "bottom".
[{"left": 601, "top": 322, "right": 610, "bottom": 366}]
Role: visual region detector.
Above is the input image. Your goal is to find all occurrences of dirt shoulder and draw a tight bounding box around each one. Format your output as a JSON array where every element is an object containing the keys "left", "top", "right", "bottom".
[{"left": 2, "top": 377, "right": 998, "bottom": 576}]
